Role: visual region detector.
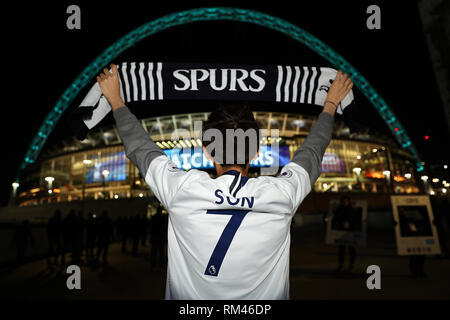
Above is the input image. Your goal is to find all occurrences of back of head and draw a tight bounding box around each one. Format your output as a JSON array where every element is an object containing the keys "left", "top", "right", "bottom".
[{"left": 202, "top": 103, "right": 259, "bottom": 170}]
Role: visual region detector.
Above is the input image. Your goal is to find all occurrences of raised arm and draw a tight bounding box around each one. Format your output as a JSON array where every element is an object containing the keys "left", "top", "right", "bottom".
[
  {"left": 291, "top": 70, "right": 353, "bottom": 187},
  {"left": 96, "top": 64, "right": 165, "bottom": 177}
]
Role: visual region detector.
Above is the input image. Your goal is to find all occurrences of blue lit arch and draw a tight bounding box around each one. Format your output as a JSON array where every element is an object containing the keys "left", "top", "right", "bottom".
[{"left": 16, "top": 7, "right": 423, "bottom": 182}]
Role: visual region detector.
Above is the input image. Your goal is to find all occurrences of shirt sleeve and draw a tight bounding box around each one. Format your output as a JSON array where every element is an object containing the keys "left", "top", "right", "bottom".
[
  {"left": 290, "top": 112, "right": 334, "bottom": 188},
  {"left": 266, "top": 162, "right": 312, "bottom": 214},
  {"left": 144, "top": 155, "right": 194, "bottom": 209},
  {"left": 113, "top": 106, "right": 166, "bottom": 176},
  {"left": 113, "top": 106, "right": 189, "bottom": 208},
  {"left": 268, "top": 112, "right": 334, "bottom": 213}
]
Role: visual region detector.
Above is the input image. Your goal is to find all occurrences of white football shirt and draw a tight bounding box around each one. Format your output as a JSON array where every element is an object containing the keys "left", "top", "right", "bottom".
[
  {"left": 145, "top": 155, "right": 311, "bottom": 300},
  {"left": 113, "top": 106, "right": 334, "bottom": 300}
]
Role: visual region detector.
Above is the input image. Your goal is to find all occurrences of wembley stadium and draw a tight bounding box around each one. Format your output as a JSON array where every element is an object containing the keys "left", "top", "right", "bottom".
[{"left": 13, "top": 109, "right": 420, "bottom": 212}]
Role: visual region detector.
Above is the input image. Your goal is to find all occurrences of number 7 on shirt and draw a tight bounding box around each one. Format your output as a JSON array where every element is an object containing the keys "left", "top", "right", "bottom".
[{"left": 204, "top": 209, "right": 250, "bottom": 277}]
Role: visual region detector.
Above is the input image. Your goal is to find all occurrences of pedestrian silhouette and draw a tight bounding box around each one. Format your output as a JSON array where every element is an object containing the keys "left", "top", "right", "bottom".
[
  {"left": 116, "top": 216, "right": 128, "bottom": 253},
  {"left": 61, "top": 210, "right": 76, "bottom": 265},
  {"left": 72, "top": 211, "right": 85, "bottom": 264},
  {"left": 332, "top": 196, "right": 357, "bottom": 271},
  {"left": 46, "top": 210, "right": 62, "bottom": 265},
  {"left": 141, "top": 214, "right": 149, "bottom": 247},
  {"left": 96, "top": 210, "right": 113, "bottom": 265},
  {"left": 131, "top": 214, "right": 141, "bottom": 256},
  {"left": 150, "top": 205, "right": 167, "bottom": 269},
  {"left": 433, "top": 197, "right": 449, "bottom": 258},
  {"left": 9, "top": 220, "right": 34, "bottom": 265},
  {"left": 85, "top": 212, "right": 98, "bottom": 260}
]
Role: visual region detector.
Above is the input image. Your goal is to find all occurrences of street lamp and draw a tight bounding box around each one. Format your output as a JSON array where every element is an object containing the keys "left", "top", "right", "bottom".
[
  {"left": 404, "top": 173, "right": 412, "bottom": 179},
  {"left": 420, "top": 176, "right": 429, "bottom": 195},
  {"left": 352, "top": 167, "right": 362, "bottom": 187},
  {"left": 11, "top": 182, "right": 19, "bottom": 205},
  {"left": 12, "top": 182, "right": 19, "bottom": 195},
  {"left": 82, "top": 159, "right": 92, "bottom": 200},
  {"left": 102, "top": 169, "right": 110, "bottom": 179},
  {"left": 45, "top": 176, "right": 55, "bottom": 189},
  {"left": 352, "top": 167, "right": 362, "bottom": 174},
  {"left": 383, "top": 170, "right": 392, "bottom": 193},
  {"left": 102, "top": 169, "right": 110, "bottom": 199}
]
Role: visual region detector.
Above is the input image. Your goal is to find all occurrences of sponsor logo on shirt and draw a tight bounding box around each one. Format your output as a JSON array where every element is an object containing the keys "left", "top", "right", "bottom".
[
  {"left": 208, "top": 265, "right": 216, "bottom": 275},
  {"left": 279, "top": 169, "right": 293, "bottom": 178},
  {"left": 167, "top": 161, "right": 182, "bottom": 172}
]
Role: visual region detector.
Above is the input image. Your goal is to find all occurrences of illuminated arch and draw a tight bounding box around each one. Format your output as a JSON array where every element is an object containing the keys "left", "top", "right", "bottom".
[{"left": 16, "top": 7, "right": 423, "bottom": 182}]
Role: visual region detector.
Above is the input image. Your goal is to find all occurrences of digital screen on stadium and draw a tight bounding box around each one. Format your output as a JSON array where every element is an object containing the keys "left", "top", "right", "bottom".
[
  {"left": 85, "top": 151, "right": 127, "bottom": 183},
  {"left": 321, "top": 152, "right": 346, "bottom": 173},
  {"left": 164, "top": 145, "right": 291, "bottom": 170}
]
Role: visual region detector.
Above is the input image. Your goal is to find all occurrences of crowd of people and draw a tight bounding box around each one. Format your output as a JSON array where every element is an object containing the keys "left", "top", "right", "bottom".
[
  {"left": 45, "top": 206, "right": 168, "bottom": 268},
  {"left": 7, "top": 197, "right": 448, "bottom": 277}
]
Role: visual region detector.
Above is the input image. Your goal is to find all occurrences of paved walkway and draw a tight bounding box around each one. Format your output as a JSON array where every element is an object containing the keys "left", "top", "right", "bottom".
[{"left": 1, "top": 227, "right": 449, "bottom": 300}]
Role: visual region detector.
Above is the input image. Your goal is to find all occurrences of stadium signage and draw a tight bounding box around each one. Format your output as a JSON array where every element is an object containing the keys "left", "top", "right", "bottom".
[{"left": 164, "top": 145, "right": 290, "bottom": 170}]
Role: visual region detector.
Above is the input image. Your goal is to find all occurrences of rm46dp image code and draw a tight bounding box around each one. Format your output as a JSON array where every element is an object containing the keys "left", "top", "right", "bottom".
[{"left": 178, "top": 304, "right": 272, "bottom": 318}]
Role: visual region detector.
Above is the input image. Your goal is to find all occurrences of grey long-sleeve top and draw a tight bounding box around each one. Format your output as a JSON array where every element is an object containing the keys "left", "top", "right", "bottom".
[{"left": 113, "top": 106, "right": 334, "bottom": 186}]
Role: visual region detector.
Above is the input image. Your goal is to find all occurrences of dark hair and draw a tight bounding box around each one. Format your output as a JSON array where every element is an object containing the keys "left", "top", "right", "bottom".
[{"left": 202, "top": 103, "right": 259, "bottom": 169}]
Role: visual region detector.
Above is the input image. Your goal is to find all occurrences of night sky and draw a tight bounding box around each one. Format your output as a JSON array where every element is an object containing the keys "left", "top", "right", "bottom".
[{"left": 1, "top": 1, "right": 448, "bottom": 205}]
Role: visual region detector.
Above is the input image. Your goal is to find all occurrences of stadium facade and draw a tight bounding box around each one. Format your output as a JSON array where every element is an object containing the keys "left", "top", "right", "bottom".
[{"left": 13, "top": 110, "right": 420, "bottom": 207}]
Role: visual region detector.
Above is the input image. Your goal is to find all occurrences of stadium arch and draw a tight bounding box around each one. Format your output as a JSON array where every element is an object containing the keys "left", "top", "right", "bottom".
[{"left": 14, "top": 7, "right": 424, "bottom": 185}]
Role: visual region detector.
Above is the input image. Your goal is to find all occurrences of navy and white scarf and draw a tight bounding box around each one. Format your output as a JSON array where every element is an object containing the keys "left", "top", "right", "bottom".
[{"left": 70, "top": 62, "right": 356, "bottom": 140}]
